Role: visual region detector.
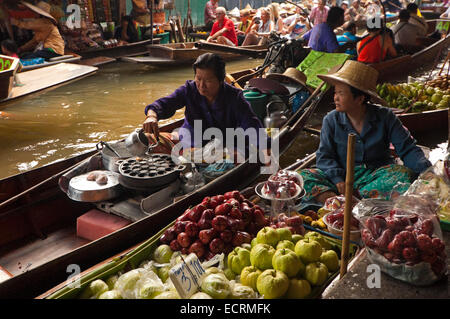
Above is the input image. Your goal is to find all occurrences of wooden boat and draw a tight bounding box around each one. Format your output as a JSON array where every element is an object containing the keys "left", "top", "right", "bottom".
[
  {"left": 0, "top": 68, "right": 321, "bottom": 298},
  {"left": 194, "top": 41, "right": 269, "bottom": 59},
  {"left": 394, "top": 108, "right": 449, "bottom": 135},
  {"left": 0, "top": 63, "right": 98, "bottom": 105},
  {"left": 120, "top": 42, "right": 256, "bottom": 66},
  {"left": 76, "top": 39, "right": 156, "bottom": 61},
  {"left": 20, "top": 54, "right": 82, "bottom": 72}
]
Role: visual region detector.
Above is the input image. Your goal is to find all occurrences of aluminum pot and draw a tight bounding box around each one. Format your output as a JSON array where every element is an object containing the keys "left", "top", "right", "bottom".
[
  {"left": 67, "top": 170, "right": 123, "bottom": 202},
  {"left": 96, "top": 141, "right": 132, "bottom": 172},
  {"left": 125, "top": 128, "right": 158, "bottom": 156}
]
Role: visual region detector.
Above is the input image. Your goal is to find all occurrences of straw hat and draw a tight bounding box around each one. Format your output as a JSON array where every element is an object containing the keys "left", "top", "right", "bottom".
[
  {"left": 317, "top": 60, "right": 386, "bottom": 105},
  {"left": 266, "top": 68, "right": 308, "bottom": 88},
  {"left": 21, "top": 1, "right": 57, "bottom": 24}
]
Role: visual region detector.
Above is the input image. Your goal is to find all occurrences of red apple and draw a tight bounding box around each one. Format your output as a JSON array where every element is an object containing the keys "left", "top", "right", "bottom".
[
  {"left": 228, "top": 218, "right": 245, "bottom": 232},
  {"left": 181, "top": 247, "right": 189, "bottom": 255},
  {"left": 174, "top": 221, "right": 189, "bottom": 234},
  {"left": 416, "top": 234, "right": 433, "bottom": 253},
  {"left": 201, "top": 209, "right": 215, "bottom": 221},
  {"left": 431, "top": 237, "right": 445, "bottom": 253},
  {"left": 397, "top": 230, "right": 416, "bottom": 248},
  {"left": 197, "top": 217, "right": 212, "bottom": 230},
  {"left": 187, "top": 207, "right": 202, "bottom": 222},
  {"left": 286, "top": 215, "right": 303, "bottom": 227},
  {"left": 402, "top": 247, "right": 419, "bottom": 262},
  {"left": 375, "top": 229, "right": 394, "bottom": 250}
]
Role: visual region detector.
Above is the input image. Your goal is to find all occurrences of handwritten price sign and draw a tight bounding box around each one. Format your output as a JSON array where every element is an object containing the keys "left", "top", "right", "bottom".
[{"left": 169, "top": 253, "right": 206, "bottom": 299}]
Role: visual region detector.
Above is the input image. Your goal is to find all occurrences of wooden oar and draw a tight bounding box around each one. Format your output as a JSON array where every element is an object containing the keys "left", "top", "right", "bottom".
[{"left": 340, "top": 133, "right": 356, "bottom": 279}]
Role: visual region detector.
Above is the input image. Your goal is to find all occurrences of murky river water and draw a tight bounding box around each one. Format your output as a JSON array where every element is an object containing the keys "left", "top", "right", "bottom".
[{"left": 0, "top": 58, "right": 268, "bottom": 180}]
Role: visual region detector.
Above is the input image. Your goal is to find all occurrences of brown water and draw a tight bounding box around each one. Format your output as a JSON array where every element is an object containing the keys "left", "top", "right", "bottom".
[{"left": 0, "top": 58, "right": 264, "bottom": 180}]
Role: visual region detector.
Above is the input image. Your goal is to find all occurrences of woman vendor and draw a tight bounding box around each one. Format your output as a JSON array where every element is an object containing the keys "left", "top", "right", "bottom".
[
  {"left": 10, "top": 1, "right": 64, "bottom": 60},
  {"left": 298, "top": 60, "right": 431, "bottom": 203},
  {"left": 143, "top": 53, "right": 270, "bottom": 163}
]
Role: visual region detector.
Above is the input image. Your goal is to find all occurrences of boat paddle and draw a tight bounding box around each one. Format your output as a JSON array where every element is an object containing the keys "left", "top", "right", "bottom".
[{"left": 340, "top": 133, "right": 356, "bottom": 278}]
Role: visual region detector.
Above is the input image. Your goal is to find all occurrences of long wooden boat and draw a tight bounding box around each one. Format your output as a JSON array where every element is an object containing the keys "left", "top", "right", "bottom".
[
  {"left": 76, "top": 39, "right": 156, "bottom": 61},
  {"left": 0, "top": 63, "right": 98, "bottom": 105},
  {"left": 195, "top": 41, "right": 269, "bottom": 59},
  {"left": 120, "top": 42, "right": 260, "bottom": 66},
  {"left": 0, "top": 68, "right": 321, "bottom": 298}
]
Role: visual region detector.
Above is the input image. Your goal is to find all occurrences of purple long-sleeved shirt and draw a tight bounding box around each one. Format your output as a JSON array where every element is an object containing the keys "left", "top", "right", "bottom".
[{"left": 144, "top": 80, "right": 269, "bottom": 151}]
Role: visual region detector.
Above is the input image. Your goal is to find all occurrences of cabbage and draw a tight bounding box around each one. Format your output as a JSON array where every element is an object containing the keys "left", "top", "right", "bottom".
[
  {"left": 114, "top": 269, "right": 144, "bottom": 299},
  {"left": 105, "top": 275, "right": 119, "bottom": 290},
  {"left": 153, "top": 245, "right": 174, "bottom": 264},
  {"left": 200, "top": 273, "right": 231, "bottom": 299},
  {"left": 153, "top": 291, "right": 180, "bottom": 299},
  {"left": 98, "top": 290, "right": 122, "bottom": 299},
  {"left": 79, "top": 279, "right": 108, "bottom": 299},
  {"left": 230, "top": 283, "right": 257, "bottom": 299},
  {"left": 190, "top": 292, "right": 213, "bottom": 299}
]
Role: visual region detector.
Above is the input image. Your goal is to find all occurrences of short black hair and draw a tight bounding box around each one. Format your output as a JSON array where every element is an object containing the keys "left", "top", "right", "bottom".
[
  {"left": 349, "top": 86, "right": 370, "bottom": 104},
  {"left": 399, "top": 9, "right": 410, "bottom": 21},
  {"left": 406, "top": 3, "right": 418, "bottom": 13},
  {"left": 327, "top": 6, "right": 345, "bottom": 26},
  {"left": 1, "top": 39, "right": 18, "bottom": 53},
  {"left": 193, "top": 53, "right": 226, "bottom": 82}
]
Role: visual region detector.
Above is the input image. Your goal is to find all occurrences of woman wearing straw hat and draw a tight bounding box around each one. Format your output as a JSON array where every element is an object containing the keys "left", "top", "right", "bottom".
[
  {"left": 297, "top": 61, "right": 431, "bottom": 204},
  {"left": 10, "top": 1, "right": 64, "bottom": 60}
]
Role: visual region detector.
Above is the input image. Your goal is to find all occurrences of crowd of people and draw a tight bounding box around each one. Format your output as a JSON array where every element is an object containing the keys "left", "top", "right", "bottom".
[{"left": 203, "top": 0, "right": 446, "bottom": 62}]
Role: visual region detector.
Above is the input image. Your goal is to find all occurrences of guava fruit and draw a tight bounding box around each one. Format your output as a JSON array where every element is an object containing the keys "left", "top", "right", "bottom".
[
  {"left": 319, "top": 250, "right": 340, "bottom": 272},
  {"left": 276, "top": 240, "right": 295, "bottom": 251},
  {"left": 79, "top": 279, "right": 109, "bottom": 299},
  {"left": 304, "top": 262, "right": 329, "bottom": 286},
  {"left": 256, "top": 226, "right": 280, "bottom": 247},
  {"left": 272, "top": 248, "right": 304, "bottom": 278},
  {"left": 256, "top": 269, "right": 289, "bottom": 299},
  {"left": 240, "top": 266, "right": 262, "bottom": 291},
  {"left": 295, "top": 239, "right": 322, "bottom": 263},
  {"left": 276, "top": 227, "right": 293, "bottom": 242},
  {"left": 286, "top": 278, "right": 311, "bottom": 299},
  {"left": 228, "top": 246, "right": 251, "bottom": 275},
  {"left": 250, "top": 244, "right": 276, "bottom": 270}
]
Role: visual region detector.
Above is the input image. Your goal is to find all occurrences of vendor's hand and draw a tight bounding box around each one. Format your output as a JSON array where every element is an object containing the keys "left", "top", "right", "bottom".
[
  {"left": 336, "top": 182, "right": 346, "bottom": 195},
  {"left": 143, "top": 115, "right": 159, "bottom": 141},
  {"left": 206, "top": 36, "right": 213, "bottom": 42}
]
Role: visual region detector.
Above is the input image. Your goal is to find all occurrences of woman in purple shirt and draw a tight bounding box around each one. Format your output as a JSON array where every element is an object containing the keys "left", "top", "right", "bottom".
[
  {"left": 143, "top": 53, "right": 269, "bottom": 161},
  {"left": 297, "top": 61, "right": 431, "bottom": 203}
]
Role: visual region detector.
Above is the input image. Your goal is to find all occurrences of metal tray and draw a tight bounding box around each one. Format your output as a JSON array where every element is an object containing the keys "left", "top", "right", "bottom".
[{"left": 67, "top": 170, "right": 123, "bottom": 202}]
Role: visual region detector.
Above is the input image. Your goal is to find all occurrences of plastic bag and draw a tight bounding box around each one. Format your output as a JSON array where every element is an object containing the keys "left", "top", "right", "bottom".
[
  {"left": 322, "top": 196, "right": 360, "bottom": 231},
  {"left": 405, "top": 158, "right": 450, "bottom": 223},
  {"left": 354, "top": 195, "right": 447, "bottom": 286}
]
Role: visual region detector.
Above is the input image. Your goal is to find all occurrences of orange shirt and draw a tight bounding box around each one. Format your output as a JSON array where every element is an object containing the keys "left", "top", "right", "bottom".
[
  {"left": 357, "top": 35, "right": 387, "bottom": 64},
  {"left": 16, "top": 18, "right": 64, "bottom": 55}
]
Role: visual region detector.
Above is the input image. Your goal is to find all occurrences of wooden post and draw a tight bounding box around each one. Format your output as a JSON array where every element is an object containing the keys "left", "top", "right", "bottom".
[
  {"left": 149, "top": 0, "right": 154, "bottom": 43},
  {"left": 340, "top": 133, "right": 356, "bottom": 279}
]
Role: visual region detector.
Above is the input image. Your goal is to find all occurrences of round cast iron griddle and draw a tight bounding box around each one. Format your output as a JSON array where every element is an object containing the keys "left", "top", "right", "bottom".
[{"left": 118, "top": 154, "right": 185, "bottom": 190}]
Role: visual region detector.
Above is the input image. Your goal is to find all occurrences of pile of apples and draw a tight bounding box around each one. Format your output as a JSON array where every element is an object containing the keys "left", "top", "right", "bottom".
[
  {"left": 361, "top": 208, "right": 446, "bottom": 276},
  {"left": 159, "top": 190, "right": 271, "bottom": 261}
]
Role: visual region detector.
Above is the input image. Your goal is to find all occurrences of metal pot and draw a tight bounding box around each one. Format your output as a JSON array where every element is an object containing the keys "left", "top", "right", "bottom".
[
  {"left": 96, "top": 141, "right": 132, "bottom": 172},
  {"left": 264, "top": 101, "right": 290, "bottom": 128},
  {"left": 125, "top": 128, "right": 158, "bottom": 156}
]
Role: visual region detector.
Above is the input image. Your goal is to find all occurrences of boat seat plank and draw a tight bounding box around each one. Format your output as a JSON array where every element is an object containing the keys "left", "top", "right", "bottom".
[
  {"left": 2, "top": 63, "right": 97, "bottom": 103},
  {"left": 0, "top": 225, "right": 89, "bottom": 276}
]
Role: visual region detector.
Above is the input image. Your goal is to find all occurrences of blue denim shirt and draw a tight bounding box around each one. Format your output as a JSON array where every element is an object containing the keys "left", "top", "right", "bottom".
[
  {"left": 145, "top": 80, "right": 268, "bottom": 150},
  {"left": 302, "top": 23, "right": 339, "bottom": 53},
  {"left": 317, "top": 104, "right": 431, "bottom": 184}
]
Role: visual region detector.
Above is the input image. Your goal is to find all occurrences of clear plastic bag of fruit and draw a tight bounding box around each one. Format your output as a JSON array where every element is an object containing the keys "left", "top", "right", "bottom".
[
  {"left": 354, "top": 194, "right": 447, "bottom": 286},
  {"left": 322, "top": 196, "right": 360, "bottom": 232},
  {"left": 404, "top": 156, "right": 450, "bottom": 223}
]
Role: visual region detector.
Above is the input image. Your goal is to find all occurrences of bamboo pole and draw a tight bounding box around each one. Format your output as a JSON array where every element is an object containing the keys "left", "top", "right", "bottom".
[{"left": 340, "top": 133, "right": 356, "bottom": 279}]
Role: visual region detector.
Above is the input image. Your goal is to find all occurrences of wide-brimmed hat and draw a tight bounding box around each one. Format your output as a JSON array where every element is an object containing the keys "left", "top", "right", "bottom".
[
  {"left": 248, "top": 78, "right": 290, "bottom": 96},
  {"left": 21, "top": 1, "right": 57, "bottom": 24},
  {"left": 266, "top": 68, "right": 308, "bottom": 89},
  {"left": 317, "top": 60, "right": 386, "bottom": 105}
]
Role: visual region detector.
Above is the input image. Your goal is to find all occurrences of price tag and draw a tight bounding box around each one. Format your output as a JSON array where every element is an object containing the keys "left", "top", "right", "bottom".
[{"left": 169, "top": 253, "right": 206, "bottom": 299}]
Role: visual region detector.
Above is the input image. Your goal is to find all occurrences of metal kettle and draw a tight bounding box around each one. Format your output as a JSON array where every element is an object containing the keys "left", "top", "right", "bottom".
[{"left": 264, "top": 101, "right": 290, "bottom": 128}]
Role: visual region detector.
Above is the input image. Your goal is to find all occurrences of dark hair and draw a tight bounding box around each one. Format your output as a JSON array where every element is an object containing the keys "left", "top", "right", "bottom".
[
  {"left": 193, "top": 53, "right": 226, "bottom": 82},
  {"left": 327, "top": 7, "right": 345, "bottom": 26},
  {"left": 1, "top": 39, "right": 18, "bottom": 54},
  {"left": 406, "top": 3, "right": 418, "bottom": 13},
  {"left": 399, "top": 9, "right": 410, "bottom": 20},
  {"left": 344, "top": 22, "right": 356, "bottom": 32},
  {"left": 349, "top": 86, "right": 370, "bottom": 104}
]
